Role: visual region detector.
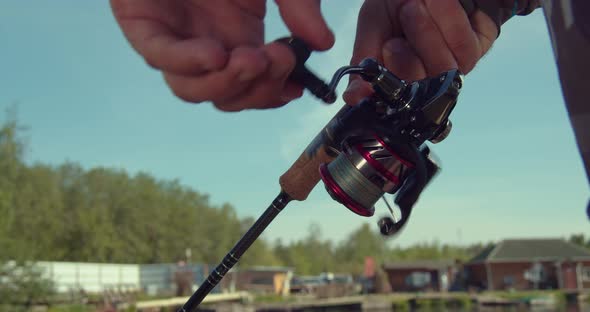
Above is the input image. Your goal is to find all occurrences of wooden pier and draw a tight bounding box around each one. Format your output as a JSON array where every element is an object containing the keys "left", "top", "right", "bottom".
[
  {"left": 134, "top": 291, "right": 588, "bottom": 311},
  {"left": 135, "top": 292, "right": 251, "bottom": 311}
]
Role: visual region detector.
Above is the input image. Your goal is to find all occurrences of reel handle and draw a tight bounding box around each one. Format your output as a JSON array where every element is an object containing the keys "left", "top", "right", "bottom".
[{"left": 276, "top": 37, "right": 336, "bottom": 104}]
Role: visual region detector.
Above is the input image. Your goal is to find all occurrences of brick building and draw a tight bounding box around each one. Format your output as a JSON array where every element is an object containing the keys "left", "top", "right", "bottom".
[
  {"left": 464, "top": 239, "right": 590, "bottom": 291},
  {"left": 382, "top": 260, "right": 456, "bottom": 292}
]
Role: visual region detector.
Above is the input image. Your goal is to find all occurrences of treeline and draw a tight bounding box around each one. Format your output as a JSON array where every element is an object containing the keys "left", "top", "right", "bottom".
[
  {"left": 0, "top": 116, "right": 276, "bottom": 266},
  {"left": 1, "top": 115, "right": 587, "bottom": 275}
]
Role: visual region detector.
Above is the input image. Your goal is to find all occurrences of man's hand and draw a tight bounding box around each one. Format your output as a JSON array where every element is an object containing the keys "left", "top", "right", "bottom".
[
  {"left": 344, "top": 0, "right": 498, "bottom": 105},
  {"left": 110, "top": 0, "right": 334, "bottom": 111}
]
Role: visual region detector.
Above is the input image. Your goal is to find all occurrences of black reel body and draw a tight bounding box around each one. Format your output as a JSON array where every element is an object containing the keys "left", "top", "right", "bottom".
[{"left": 314, "top": 58, "right": 462, "bottom": 236}]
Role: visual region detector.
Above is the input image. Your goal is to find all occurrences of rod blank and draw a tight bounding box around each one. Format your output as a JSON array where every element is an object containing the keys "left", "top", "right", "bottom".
[{"left": 178, "top": 192, "right": 292, "bottom": 312}]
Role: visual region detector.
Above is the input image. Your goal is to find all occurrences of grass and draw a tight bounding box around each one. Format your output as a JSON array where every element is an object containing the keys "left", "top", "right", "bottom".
[
  {"left": 446, "top": 295, "right": 472, "bottom": 310},
  {"left": 414, "top": 298, "right": 436, "bottom": 311},
  {"left": 47, "top": 305, "right": 93, "bottom": 312},
  {"left": 391, "top": 299, "right": 410, "bottom": 311},
  {"left": 252, "top": 294, "right": 296, "bottom": 304},
  {"left": 492, "top": 289, "right": 566, "bottom": 305}
]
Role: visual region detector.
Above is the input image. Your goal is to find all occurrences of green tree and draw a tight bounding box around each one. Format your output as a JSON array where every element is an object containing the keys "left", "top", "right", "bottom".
[
  {"left": 271, "top": 224, "right": 335, "bottom": 275},
  {"left": 334, "top": 223, "right": 386, "bottom": 274},
  {"left": 569, "top": 233, "right": 589, "bottom": 249},
  {"left": 0, "top": 110, "right": 505, "bottom": 281},
  {"left": 9, "top": 164, "right": 67, "bottom": 260},
  {"left": 0, "top": 112, "right": 25, "bottom": 261},
  {"left": 238, "top": 217, "right": 282, "bottom": 267}
]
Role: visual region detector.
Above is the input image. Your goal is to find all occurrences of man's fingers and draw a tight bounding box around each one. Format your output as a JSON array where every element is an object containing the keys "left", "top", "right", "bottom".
[
  {"left": 275, "top": 0, "right": 334, "bottom": 51},
  {"left": 165, "top": 42, "right": 298, "bottom": 112},
  {"left": 212, "top": 42, "right": 300, "bottom": 111},
  {"left": 350, "top": 0, "right": 395, "bottom": 67},
  {"left": 399, "top": 0, "right": 457, "bottom": 76},
  {"left": 117, "top": 19, "right": 229, "bottom": 75},
  {"left": 382, "top": 38, "right": 427, "bottom": 81},
  {"left": 423, "top": 0, "right": 480, "bottom": 74},
  {"left": 214, "top": 81, "right": 303, "bottom": 111},
  {"left": 163, "top": 47, "right": 270, "bottom": 105},
  {"left": 343, "top": 78, "right": 373, "bottom": 106},
  {"left": 345, "top": 0, "right": 395, "bottom": 106},
  {"left": 344, "top": 38, "right": 428, "bottom": 106},
  {"left": 471, "top": 10, "right": 499, "bottom": 56}
]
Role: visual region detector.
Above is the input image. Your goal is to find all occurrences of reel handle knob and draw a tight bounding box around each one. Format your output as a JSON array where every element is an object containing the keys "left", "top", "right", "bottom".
[{"left": 276, "top": 37, "right": 336, "bottom": 104}]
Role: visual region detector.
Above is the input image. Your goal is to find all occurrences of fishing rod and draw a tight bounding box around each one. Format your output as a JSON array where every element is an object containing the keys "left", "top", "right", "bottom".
[
  {"left": 177, "top": 36, "right": 462, "bottom": 312},
  {"left": 169, "top": 1, "right": 556, "bottom": 309}
]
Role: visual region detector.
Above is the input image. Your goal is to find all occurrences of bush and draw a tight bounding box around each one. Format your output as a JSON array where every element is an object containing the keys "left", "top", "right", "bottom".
[
  {"left": 0, "top": 261, "right": 55, "bottom": 306},
  {"left": 0, "top": 305, "right": 28, "bottom": 312},
  {"left": 391, "top": 299, "right": 409, "bottom": 311},
  {"left": 456, "top": 295, "right": 472, "bottom": 310},
  {"left": 47, "top": 305, "right": 92, "bottom": 312},
  {"left": 415, "top": 298, "right": 433, "bottom": 311},
  {"left": 253, "top": 294, "right": 293, "bottom": 303},
  {"left": 445, "top": 295, "right": 472, "bottom": 310},
  {"left": 552, "top": 291, "right": 567, "bottom": 307}
]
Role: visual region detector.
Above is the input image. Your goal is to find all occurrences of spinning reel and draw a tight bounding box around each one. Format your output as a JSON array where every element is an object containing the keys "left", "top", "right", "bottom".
[
  {"left": 280, "top": 37, "right": 461, "bottom": 236},
  {"left": 318, "top": 58, "right": 459, "bottom": 235},
  {"left": 179, "top": 38, "right": 462, "bottom": 311}
]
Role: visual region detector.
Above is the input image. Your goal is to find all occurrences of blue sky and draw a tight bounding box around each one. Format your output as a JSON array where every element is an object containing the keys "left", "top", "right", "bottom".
[{"left": 1, "top": 1, "right": 588, "bottom": 248}]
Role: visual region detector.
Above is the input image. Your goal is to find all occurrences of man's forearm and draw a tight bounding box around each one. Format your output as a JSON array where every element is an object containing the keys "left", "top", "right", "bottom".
[{"left": 542, "top": 0, "right": 590, "bottom": 181}]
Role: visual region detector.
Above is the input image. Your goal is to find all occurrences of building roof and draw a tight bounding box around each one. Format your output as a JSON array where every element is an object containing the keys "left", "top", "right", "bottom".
[
  {"left": 468, "top": 239, "right": 590, "bottom": 263},
  {"left": 383, "top": 260, "right": 455, "bottom": 270}
]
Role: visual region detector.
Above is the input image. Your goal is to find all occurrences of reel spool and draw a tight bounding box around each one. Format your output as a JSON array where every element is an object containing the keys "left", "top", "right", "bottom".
[
  {"left": 320, "top": 137, "right": 441, "bottom": 236},
  {"left": 319, "top": 134, "right": 414, "bottom": 217}
]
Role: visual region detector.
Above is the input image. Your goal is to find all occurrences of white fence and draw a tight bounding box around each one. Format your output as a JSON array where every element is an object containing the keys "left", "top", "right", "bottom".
[
  {"left": 33, "top": 262, "right": 206, "bottom": 294},
  {"left": 37, "top": 261, "right": 140, "bottom": 293}
]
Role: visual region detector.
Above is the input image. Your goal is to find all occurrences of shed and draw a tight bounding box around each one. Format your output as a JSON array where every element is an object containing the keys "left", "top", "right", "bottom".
[
  {"left": 382, "top": 260, "right": 456, "bottom": 292},
  {"left": 224, "top": 266, "right": 294, "bottom": 295}
]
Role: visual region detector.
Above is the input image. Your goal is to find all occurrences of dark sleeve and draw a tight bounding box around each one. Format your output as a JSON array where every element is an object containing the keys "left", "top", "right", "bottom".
[
  {"left": 495, "top": 0, "right": 542, "bottom": 27},
  {"left": 542, "top": 0, "right": 590, "bottom": 183},
  {"left": 466, "top": 0, "right": 589, "bottom": 182},
  {"left": 461, "top": 0, "right": 542, "bottom": 35}
]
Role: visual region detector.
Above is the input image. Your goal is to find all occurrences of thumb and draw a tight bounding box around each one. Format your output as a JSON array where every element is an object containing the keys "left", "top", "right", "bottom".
[{"left": 275, "top": 0, "right": 335, "bottom": 51}]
